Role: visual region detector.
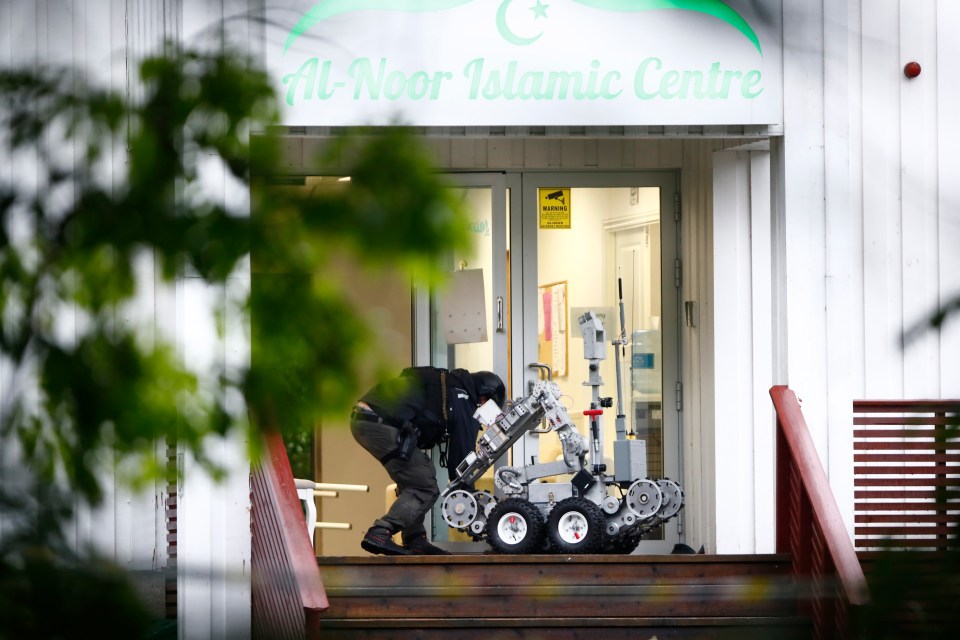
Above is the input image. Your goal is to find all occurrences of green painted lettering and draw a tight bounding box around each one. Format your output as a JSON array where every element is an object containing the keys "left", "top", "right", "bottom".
[
  {"left": 464, "top": 58, "right": 485, "bottom": 99},
  {"left": 545, "top": 71, "right": 574, "bottom": 98},
  {"left": 600, "top": 70, "right": 622, "bottom": 99},
  {"left": 349, "top": 58, "right": 451, "bottom": 101},
  {"left": 502, "top": 61, "right": 518, "bottom": 99},
  {"left": 408, "top": 71, "right": 431, "bottom": 99},
  {"left": 519, "top": 70, "right": 546, "bottom": 99},
  {"left": 741, "top": 70, "right": 763, "bottom": 98},
  {"left": 349, "top": 58, "right": 385, "bottom": 99},
  {"left": 660, "top": 70, "right": 680, "bottom": 99},
  {"left": 465, "top": 59, "right": 621, "bottom": 101},
  {"left": 706, "top": 62, "right": 724, "bottom": 97},
  {"left": 315, "top": 60, "right": 336, "bottom": 99},
  {"left": 407, "top": 71, "right": 452, "bottom": 99},
  {"left": 637, "top": 58, "right": 762, "bottom": 101},
  {"left": 679, "top": 70, "right": 706, "bottom": 99},
  {"left": 282, "top": 57, "right": 318, "bottom": 106},
  {"left": 720, "top": 69, "right": 742, "bottom": 97},
  {"left": 634, "top": 57, "right": 661, "bottom": 100},
  {"left": 384, "top": 70, "right": 406, "bottom": 99}
]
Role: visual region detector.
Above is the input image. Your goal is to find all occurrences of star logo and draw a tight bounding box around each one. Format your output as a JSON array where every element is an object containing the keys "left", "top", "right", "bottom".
[{"left": 531, "top": 1, "right": 549, "bottom": 20}]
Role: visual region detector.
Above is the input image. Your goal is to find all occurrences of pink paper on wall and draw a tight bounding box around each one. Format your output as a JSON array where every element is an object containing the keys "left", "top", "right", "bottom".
[{"left": 543, "top": 291, "right": 553, "bottom": 341}]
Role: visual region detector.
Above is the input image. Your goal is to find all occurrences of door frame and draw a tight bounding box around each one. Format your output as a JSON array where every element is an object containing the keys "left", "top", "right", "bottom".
[
  {"left": 421, "top": 170, "right": 684, "bottom": 552},
  {"left": 517, "top": 171, "right": 682, "bottom": 553},
  {"left": 414, "top": 173, "right": 512, "bottom": 381}
]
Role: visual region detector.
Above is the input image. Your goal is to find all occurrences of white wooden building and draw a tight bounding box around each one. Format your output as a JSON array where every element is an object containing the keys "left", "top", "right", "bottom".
[{"left": 2, "top": 1, "right": 959, "bottom": 637}]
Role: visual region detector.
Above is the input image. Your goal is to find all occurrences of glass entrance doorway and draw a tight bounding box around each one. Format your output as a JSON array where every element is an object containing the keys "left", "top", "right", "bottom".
[{"left": 429, "top": 171, "right": 681, "bottom": 554}]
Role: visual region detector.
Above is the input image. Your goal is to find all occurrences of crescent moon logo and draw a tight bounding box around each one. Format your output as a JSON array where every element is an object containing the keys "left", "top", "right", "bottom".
[
  {"left": 282, "top": 0, "right": 760, "bottom": 56},
  {"left": 496, "top": 0, "right": 543, "bottom": 46}
]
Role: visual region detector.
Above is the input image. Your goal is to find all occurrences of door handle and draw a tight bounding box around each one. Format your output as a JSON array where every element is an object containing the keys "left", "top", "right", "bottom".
[
  {"left": 528, "top": 362, "right": 552, "bottom": 385},
  {"left": 527, "top": 362, "right": 553, "bottom": 432},
  {"left": 496, "top": 296, "right": 504, "bottom": 332}
]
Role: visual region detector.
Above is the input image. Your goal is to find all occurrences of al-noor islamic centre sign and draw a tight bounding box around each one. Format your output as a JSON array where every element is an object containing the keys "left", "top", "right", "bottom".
[{"left": 265, "top": 0, "right": 782, "bottom": 127}]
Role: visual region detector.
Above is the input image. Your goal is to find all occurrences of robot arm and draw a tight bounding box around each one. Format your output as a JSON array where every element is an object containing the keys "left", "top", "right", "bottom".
[{"left": 441, "top": 381, "right": 587, "bottom": 497}]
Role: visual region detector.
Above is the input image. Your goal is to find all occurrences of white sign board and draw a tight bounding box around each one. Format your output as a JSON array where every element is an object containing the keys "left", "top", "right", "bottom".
[
  {"left": 442, "top": 269, "right": 488, "bottom": 344},
  {"left": 265, "top": 0, "right": 782, "bottom": 127}
]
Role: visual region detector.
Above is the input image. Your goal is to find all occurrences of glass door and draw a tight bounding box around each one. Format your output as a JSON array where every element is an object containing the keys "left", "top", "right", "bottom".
[
  {"left": 517, "top": 172, "right": 681, "bottom": 554},
  {"left": 423, "top": 173, "right": 514, "bottom": 546},
  {"left": 423, "top": 171, "right": 681, "bottom": 554}
]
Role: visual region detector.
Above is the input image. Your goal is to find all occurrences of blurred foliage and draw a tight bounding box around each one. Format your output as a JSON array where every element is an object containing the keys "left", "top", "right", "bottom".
[
  {"left": 856, "top": 548, "right": 960, "bottom": 639},
  {"left": 284, "top": 427, "right": 314, "bottom": 481},
  {"left": 1, "top": 39, "right": 469, "bottom": 635},
  {"left": 904, "top": 293, "right": 960, "bottom": 346},
  {"left": 0, "top": 481, "right": 153, "bottom": 639},
  {"left": 0, "top": 42, "right": 469, "bottom": 502}
]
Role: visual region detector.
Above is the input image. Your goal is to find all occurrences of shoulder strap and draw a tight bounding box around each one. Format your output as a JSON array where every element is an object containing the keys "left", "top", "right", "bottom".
[{"left": 440, "top": 370, "right": 447, "bottom": 422}]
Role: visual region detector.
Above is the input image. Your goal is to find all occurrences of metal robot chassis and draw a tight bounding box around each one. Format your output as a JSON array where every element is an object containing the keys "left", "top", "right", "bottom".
[{"left": 440, "top": 313, "right": 684, "bottom": 555}]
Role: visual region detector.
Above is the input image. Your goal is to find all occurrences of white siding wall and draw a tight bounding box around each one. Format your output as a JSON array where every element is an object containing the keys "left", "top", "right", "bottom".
[
  {"left": 177, "top": 2, "right": 256, "bottom": 638},
  {"left": 712, "top": 0, "right": 960, "bottom": 555},
  {"left": 0, "top": 0, "right": 169, "bottom": 569},
  {"left": 845, "top": 0, "right": 960, "bottom": 398},
  {"left": 829, "top": 0, "right": 958, "bottom": 520},
  {"left": 712, "top": 148, "right": 775, "bottom": 554},
  {"left": 1, "top": 1, "right": 256, "bottom": 637},
  {"left": 823, "top": 0, "right": 856, "bottom": 546},
  {"left": 936, "top": 1, "right": 960, "bottom": 393}
]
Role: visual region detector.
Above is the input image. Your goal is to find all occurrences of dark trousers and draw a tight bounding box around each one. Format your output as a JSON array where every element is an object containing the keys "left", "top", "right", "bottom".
[{"left": 350, "top": 418, "right": 439, "bottom": 542}]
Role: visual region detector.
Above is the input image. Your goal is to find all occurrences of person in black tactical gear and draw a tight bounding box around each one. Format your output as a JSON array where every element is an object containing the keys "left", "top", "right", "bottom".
[{"left": 351, "top": 367, "right": 506, "bottom": 556}]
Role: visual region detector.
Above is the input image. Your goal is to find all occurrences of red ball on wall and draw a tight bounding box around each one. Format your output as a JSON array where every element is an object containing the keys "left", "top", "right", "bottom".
[{"left": 903, "top": 61, "right": 922, "bottom": 78}]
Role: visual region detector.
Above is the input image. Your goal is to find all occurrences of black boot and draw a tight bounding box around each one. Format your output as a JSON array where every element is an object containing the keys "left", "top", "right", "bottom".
[
  {"left": 403, "top": 534, "right": 452, "bottom": 556},
  {"left": 361, "top": 526, "right": 412, "bottom": 556}
]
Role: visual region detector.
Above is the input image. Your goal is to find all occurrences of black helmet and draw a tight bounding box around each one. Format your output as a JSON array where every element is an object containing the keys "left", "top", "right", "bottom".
[{"left": 471, "top": 371, "right": 505, "bottom": 408}]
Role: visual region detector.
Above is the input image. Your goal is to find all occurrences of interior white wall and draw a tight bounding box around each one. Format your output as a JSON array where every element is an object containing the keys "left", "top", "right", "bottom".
[{"left": 534, "top": 187, "right": 655, "bottom": 464}]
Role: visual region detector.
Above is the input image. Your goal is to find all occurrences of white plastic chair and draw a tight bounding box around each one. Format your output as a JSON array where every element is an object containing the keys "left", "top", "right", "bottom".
[{"left": 294, "top": 479, "right": 370, "bottom": 540}]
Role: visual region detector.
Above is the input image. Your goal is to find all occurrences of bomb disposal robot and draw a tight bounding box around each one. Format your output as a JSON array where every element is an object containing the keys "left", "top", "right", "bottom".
[{"left": 440, "top": 308, "right": 683, "bottom": 554}]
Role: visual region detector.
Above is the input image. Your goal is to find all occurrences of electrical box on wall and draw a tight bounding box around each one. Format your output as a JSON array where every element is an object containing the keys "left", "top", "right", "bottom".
[{"left": 441, "top": 269, "right": 488, "bottom": 344}]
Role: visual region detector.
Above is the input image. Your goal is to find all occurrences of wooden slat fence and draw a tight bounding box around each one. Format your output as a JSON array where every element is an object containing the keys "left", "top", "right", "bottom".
[
  {"left": 853, "top": 399, "right": 960, "bottom": 551},
  {"left": 165, "top": 435, "right": 178, "bottom": 621},
  {"left": 251, "top": 431, "right": 329, "bottom": 639},
  {"left": 770, "top": 386, "right": 869, "bottom": 640}
]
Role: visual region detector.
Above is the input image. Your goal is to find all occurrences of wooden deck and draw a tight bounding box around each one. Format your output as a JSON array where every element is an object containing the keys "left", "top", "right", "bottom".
[{"left": 315, "top": 552, "right": 811, "bottom": 638}]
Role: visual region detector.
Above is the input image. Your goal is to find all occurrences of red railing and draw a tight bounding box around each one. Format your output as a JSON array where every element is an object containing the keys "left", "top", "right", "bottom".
[
  {"left": 852, "top": 399, "right": 960, "bottom": 551},
  {"left": 251, "top": 431, "right": 328, "bottom": 639},
  {"left": 771, "top": 385, "right": 869, "bottom": 639}
]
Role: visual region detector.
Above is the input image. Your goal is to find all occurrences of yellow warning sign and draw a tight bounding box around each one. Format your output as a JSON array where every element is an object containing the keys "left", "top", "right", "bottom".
[{"left": 538, "top": 188, "right": 571, "bottom": 229}]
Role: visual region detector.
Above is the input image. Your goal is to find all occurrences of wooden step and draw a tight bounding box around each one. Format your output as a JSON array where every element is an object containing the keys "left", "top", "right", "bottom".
[{"left": 316, "top": 553, "right": 810, "bottom": 638}]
